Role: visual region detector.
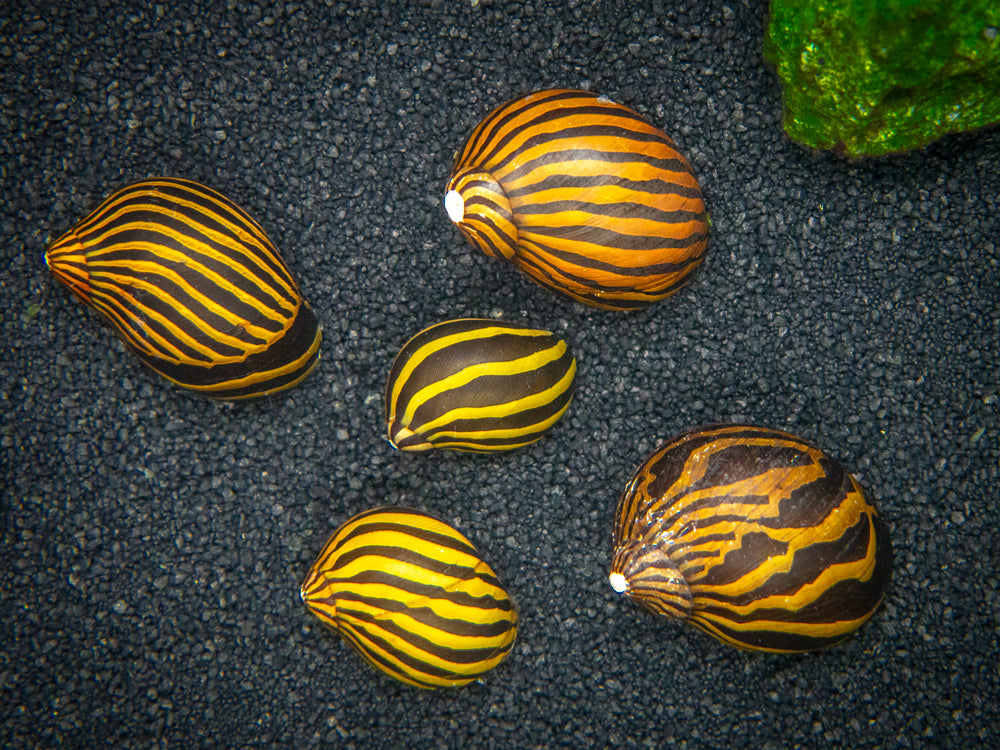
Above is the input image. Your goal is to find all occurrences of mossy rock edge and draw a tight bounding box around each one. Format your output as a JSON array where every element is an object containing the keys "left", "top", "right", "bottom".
[{"left": 764, "top": 0, "right": 1000, "bottom": 156}]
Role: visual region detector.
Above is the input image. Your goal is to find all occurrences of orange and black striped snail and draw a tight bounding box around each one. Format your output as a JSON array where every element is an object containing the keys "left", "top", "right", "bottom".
[
  {"left": 301, "top": 507, "right": 518, "bottom": 688},
  {"left": 384, "top": 318, "right": 576, "bottom": 452},
  {"left": 444, "top": 89, "right": 709, "bottom": 311},
  {"left": 609, "top": 424, "right": 893, "bottom": 652},
  {"left": 44, "top": 178, "right": 321, "bottom": 399}
]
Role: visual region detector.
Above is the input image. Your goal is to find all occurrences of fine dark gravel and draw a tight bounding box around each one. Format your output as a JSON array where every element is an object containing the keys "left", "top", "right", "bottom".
[{"left": 3, "top": 1, "right": 998, "bottom": 748}]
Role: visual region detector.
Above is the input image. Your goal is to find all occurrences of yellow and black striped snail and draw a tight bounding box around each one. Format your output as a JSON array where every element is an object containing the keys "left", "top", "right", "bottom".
[
  {"left": 609, "top": 424, "right": 893, "bottom": 652},
  {"left": 300, "top": 507, "right": 518, "bottom": 689},
  {"left": 444, "top": 88, "right": 709, "bottom": 311},
  {"left": 385, "top": 318, "right": 576, "bottom": 452},
  {"left": 44, "top": 177, "right": 321, "bottom": 399}
]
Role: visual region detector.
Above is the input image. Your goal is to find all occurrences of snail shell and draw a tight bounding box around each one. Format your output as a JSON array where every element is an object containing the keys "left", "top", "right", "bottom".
[
  {"left": 609, "top": 424, "right": 893, "bottom": 652},
  {"left": 300, "top": 507, "right": 518, "bottom": 689},
  {"left": 444, "top": 89, "right": 709, "bottom": 311},
  {"left": 385, "top": 318, "right": 576, "bottom": 451},
  {"left": 44, "top": 178, "right": 321, "bottom": 399}
]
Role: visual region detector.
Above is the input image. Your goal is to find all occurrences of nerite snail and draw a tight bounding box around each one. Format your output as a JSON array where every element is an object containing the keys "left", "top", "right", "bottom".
[
  {"left": 609, "top": 424, "right": 893, "bottom": 652},
  {"left": 45, "top": 177, "right": 321, "bottom": 399},
  {"left": 444, "top": 89, "right": 709, "bottom": 310},
  {"left": 385, "top": 318, "right": 576, "bottom": 451},
  {"left": 300, "top": 507, "right": 518, "bottom": 688}
]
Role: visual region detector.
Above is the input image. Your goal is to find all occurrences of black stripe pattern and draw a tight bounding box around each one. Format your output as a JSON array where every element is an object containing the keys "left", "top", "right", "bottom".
[
  {"left": 444, "top": 89, "right": 709, "bottom": 310},
  {"left": 385, "top": 318, "right": 576, "bottom": 451},
  {"left": 44, "top": 178, "right": 321, "bottom": 399},
  {"left": 609, "top": 424, "right": 893, "bottom": 652},
  {"left": 300, "top": 507, "right": 518, "bottom": 688}
]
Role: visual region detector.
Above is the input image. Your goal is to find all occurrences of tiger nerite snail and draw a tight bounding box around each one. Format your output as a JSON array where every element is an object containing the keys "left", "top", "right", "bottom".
[
  {"left": 385, "top": 318, "right": 576, "bottom": 451},
  {"left": 301, "top": 507, "right": 518, "bottom": 688},
  {"left": 45, "top": 178, "right": 321, "bottom": 399},
  {"left": 444, "top": 89, "right": 709, "bottom": 310},
  {"left": 609, "top": 424, "right": 893, "bottom": 652}
]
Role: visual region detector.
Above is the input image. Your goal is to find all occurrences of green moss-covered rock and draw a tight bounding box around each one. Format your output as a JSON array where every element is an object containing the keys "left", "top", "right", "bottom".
[{"left": 764, "top": 0, "right": 1000, "bottom": 156}]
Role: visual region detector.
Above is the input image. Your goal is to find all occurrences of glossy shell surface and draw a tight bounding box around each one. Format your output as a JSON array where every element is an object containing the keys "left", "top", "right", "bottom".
[
  {"left": 45, "top": 177, "right": 321, "bottom": 399},
  {"left": 385, "top": 318, "right": 576, "bottom": 451},
  {"left": 444, "top": 89, "right": 709, "bottom": 310},
  {"left": 300, "top": 507, "right": 518, "bottom": 688},
  {"left": 610, "top": 424, "right": 893, "bottom": 652}
]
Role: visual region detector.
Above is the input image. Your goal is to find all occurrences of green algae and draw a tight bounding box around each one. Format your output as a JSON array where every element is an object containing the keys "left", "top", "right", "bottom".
[{"left": 764, "top": 0, "right": 1000, "bottom": 156}]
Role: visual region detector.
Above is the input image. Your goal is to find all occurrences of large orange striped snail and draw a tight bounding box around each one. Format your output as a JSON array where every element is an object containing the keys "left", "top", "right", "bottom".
[{"left": 445, "top": 89, "right": 709, "bottom": 310}]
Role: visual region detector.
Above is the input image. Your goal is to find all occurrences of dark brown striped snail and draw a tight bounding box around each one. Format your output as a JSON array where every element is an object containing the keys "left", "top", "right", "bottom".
[
  {"left": 609, "top": 424, "right": 893, "bottom": 652},
  {"left": 385, "top": 318, "right": 576, "bottom": 452},
  {"left": 301, "top": 507, "right": 518, "bottom": 689},
  {"left": 44, "top": 178, "right": 321, "bottom": 399},
  {"left": 444, "top": 88, "right": 709, "bottom": 311}
]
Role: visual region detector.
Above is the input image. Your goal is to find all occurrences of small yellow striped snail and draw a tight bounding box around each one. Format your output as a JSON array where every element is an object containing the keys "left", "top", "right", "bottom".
[
  {"left": 385, "top": 318, "right": 576, "bottom": 451},
  {"left": 610, "top": 424, "right": 893, "bottom": 652},
  {"left": 300, "top": 507, "right": 518, "bottom": 688},
  {"left": 44, "top": 178, "right": 321, "bottom": 399},
  {"left": 444, "top": 88, "right": 709, "bottom": 311}
]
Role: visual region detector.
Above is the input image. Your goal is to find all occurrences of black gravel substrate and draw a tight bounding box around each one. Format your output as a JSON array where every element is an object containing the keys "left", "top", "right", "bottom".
[{"left": 3, "top": 1, "right": 999, "bottom": 748}]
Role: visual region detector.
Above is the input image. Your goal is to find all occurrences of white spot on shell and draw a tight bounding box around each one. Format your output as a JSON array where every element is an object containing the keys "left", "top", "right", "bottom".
[
  {"left": 608, "top": 572, "right": 628, "bottom": 594},
  {"left": 445, "top": 189, "right": 464, "bottom": 224},
  {"left": 597, "top": 94, "right": 615, "bottom": 105}
]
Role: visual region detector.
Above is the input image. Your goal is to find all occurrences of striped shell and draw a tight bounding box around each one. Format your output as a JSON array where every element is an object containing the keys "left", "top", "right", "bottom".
[
  {"left": 44, "top": 177, "right": 321, "bottom": 399},
  {"left": 385, "top": 318, "right": 576, "bottom": 452},
  {"left": 444, "top": 88, "right": 708, "bottom": 311},
  {"left": 609, "top": 424, "right": 893, "bottom": 652},
  {"left": 300, "top": 507, "right": 518, "bottom": 689}
]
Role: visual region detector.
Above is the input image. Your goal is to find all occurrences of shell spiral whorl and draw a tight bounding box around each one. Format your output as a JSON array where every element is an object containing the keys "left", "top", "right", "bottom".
[
  {"left": 445, "top": 168, "right": 517, "bottom": 261},
  {"left": 610, "top": 537, "right": 693, "bottom": 621}
]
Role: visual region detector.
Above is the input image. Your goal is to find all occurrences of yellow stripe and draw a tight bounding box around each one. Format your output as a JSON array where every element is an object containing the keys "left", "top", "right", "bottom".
[
  {"left": 310, "top": 510, "right": 477, "bottom": 574},
  {"left": 335, "top": 594, "right": 513, "bottom": 647},
  {"left": 412, "top": 361, "right": 576, "bottom": 436},
  {"left": 388, "top": 325, "right": 551, "bottom": 411},
  {"left": 693, "top": 609, "right": 875, "bottom": 646},
  {"left": 397, "top": 341, "right": 567, "bottom": 429},
  {"left": 337, "top": 619, "right": 509, "bottom": 688},
  {"left": 79, "top": 186, "right": 292, "bottom": 292},
  {"left": 86, "top": 268, "right": 286, "bottom": 360},
  {"left": 157, "top": 330, "right": 321, "bottom": 396},
  {"left": 83, "top": 230, "right": 295, "bottom": 324},
  {"left": 87, "top": 288, "right": 194, "bottom": 361},
  {"left": 422, "top": 390, "right": 574, "bottom": 446}
]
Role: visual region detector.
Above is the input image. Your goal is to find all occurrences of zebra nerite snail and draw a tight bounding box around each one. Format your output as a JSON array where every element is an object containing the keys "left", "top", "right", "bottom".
[
  {"left": 444, "top": 89, "right": 709, "bottom": 310},
  {"left": 385, "top": 318, "right": 576, "bottom": 451},
  {"left": 300, "top": 507, "right": 518, "bottom": 688},
  {"left": 45, "top": 177, "right": 321, "bottom": 399},
  {"left": 609, "top": 424, "right": 893, "bottom": 652}
]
